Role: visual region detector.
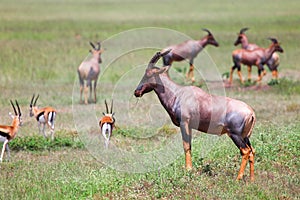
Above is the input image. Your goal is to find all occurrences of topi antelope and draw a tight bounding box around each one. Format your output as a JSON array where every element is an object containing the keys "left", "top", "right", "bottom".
[
  {"left": 30, "top": 94, "right": 56, "bottom": 140},
  {"left": 234, "top": 28, "right": 281, "bottom": 81},
  {"left": 134, "top": 50, "right": 256, "bottom": 181},
  {"left": 78, "top": 41, "right": 103, "bottom": 104},
  {"left": 161, "top": 28, "right": 219, "bottom": 83},
  {"left": 0, "top": 100, "right": 22, "bottom": 162},
  {"left": 99, "top": 100, "right": 115, "bottom": 148},
  {"left": 230, "top": 38, "right": 283, "bottom": 85}
]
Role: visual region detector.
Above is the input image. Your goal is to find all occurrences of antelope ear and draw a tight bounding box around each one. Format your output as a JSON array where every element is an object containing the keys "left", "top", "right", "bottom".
[
  {"left": 156, "top": 66, "right": 170, "bottom": 74},
  {"left": 8, "top": 112, "right": 14, "bottom": 119},
  {"left": 102, "top": 112, "right": 106, "bottom": 116}
]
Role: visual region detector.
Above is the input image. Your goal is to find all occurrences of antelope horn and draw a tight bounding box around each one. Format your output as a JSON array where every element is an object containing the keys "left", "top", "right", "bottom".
[
  {"left": 10, "top": 100, "right": 17, "bottom": 116},
  {"left": 110, "top": 100, "right": 113, "bottom": 114},
  {"left": 105, "top": 100, "right": 109, "bottom": 113},
  {"left": 148, "top": 49, "right": 172, "bottom": 68},
  {"left": 30, "top": 94, "right": 35, "bottom": 106},
  {"left": 268, "top": 37, "right": 278, "bottom": 44},
  {"left": 15, "top": 100, "right": 21, "bottom": 116},
  {"left": 240, "top": 27, "right": 249, "bottom": 34},
  {"left": 202, "top": 28, "right": 212, "bottom": 35},
  {"left": 34, "top": 94, "right": 39, "bottom": 106},
  {"left": 89, "top": 42, "right": 96, "bottom": 50},
  {"left": 97, "top": 42, "right": 101, "bottom": 50}
]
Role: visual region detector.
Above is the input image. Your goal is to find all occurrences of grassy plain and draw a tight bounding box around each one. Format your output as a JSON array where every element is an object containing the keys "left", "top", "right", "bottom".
[{"left": 0, "top": 0, "right": 299, "bottom": 199}]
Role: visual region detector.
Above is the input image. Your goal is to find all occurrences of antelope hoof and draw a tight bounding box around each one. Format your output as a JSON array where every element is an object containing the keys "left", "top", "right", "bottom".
[
  {"left": 191, "top": 78, "right": 195, "bottom": 84},
  {"left": 236, "top": 175, "right": 243, "bottom": 181},
  {"left": 263, "top": 70, "right": 267, "bottom": 76},
  {"left": 186, "top": 165, "right": 192, "bottom": 171}
]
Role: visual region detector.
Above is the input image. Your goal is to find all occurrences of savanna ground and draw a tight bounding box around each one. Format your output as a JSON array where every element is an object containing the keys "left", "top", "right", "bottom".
[{"left": 0, "top": 0, "right": 299, "bottom": 199}]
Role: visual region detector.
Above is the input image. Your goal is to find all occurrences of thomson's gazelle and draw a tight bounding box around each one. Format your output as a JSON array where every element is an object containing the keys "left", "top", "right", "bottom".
[
  {"left": 0, "top": 100, "right": 22, "bottom": 162},
  {"left": 30, "top": 94, "right": 56, "bottom": 140}
]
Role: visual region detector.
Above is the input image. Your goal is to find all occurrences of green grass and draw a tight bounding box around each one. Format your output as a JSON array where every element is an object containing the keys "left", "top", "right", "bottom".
[
  {"left": 0, "top": 0, "right": 299, "bottom": 199},
  {"left": 9, "top": 130, "right": 83, "bottom": 151}
]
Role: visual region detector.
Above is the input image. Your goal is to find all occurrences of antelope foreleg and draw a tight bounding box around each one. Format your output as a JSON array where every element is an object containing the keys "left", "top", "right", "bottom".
[
  {"left": 0, "top": 139, "right": 8, "bottom": 163},
  {"left": 247, "top": 66, "right": 252, "bottom": 81},
  {"left": 78, "top": 72, "right": 84, "bottom": 103},
  {"left": 237, "top": 70, "right": 244, "bottom": 84},
  {"left": 89, "top": 81, "right": 92, "bottom": 100},
  {"left": 6, "top": 144, "right": 10, "bottom": 161},
  {"left": 180, "top": 121, "right": 192, "bottom": 170},
  {"left": 93, "top": 79, "right": 98, "bottom": 103},
  {"left": 272, "top": 70, "right": 278, "bottom": 79},
  {"left": 256, "top": 65, "right": 266, "bottom": 83},
  {"left": 186, "top": 64, "right": 195, "bottom": 83},
  {"left": 84, "top": 84, "right": 89, "bottom": 104}
]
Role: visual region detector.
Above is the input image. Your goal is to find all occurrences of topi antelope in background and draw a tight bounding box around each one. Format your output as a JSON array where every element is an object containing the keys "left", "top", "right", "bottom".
[
  {"left": 78, "top": 41, "right": 103, "bottom": 104},
  {"left": 0, "top": 100, "right": 22, "bottom": 162},
  {"left": 30, "top": 94, "right": 56, "bottom": 140},
  {"left": 234, "top": 28, "right": 281, "bottom": 81},
  {"left": 134, "top": 50, "right": 256, "bottom": 181},
  {"left": 230, "top": 38, "right": 283, "bottom": 85},
  {"left": 161, "top": 28, "right": 219, "bottom": 83},
  {"left": 99, "top": 100, "right": 115, "bottom": 148}
]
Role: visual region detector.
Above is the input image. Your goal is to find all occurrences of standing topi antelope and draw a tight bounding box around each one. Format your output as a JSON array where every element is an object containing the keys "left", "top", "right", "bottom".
[
  {"left": 161, "top": 28, "right": 219, "bottom": 83},
  {"left": 30, "top": 94, "right": 56, "bottom": 140},
  {"left": 134, "top": 50, "right": 256, "bottom": 181},
  {"left": 229, "top": 38, "right": 283, "bottom": 85},
  {"left": 99, "top": 100, "right": 115, "bottom": 148},
  {"left": 78, "top": 41, "right": 103, "bottom": 104},
  {"left": 0, "top": 100, "right": 22, "bottom": 162},
  {"left": 234, "top": 28, "right": 281, "bottom": 81}
]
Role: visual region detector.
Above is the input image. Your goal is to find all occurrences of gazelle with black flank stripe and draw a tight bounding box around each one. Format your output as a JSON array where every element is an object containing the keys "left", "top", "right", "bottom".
[
  {"left": 99, "top": 100, "right": 115, "bottom": 148},
  {"left": 30, "top": 94, "right": 56, "bottom": 140},
  {"left": 0, "top": 100, "right": 22, "bottom": 162}
]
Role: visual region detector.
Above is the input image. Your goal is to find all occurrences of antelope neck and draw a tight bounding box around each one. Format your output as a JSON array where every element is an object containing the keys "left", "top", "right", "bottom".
[
  {"left": 241, "top": 37, "right": 249, "bottom": 49},
  {"left": 199, "top": 37, "right": 208, "bottom": 48},
  {"left": 153, "top": 73, "right": 181, "bottom": 113},
  {"left": 265, "top": 45, "right": 276, "bottom": 60}
]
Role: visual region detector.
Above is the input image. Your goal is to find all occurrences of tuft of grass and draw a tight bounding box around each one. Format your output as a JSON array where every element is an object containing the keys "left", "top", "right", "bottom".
[
  {"left": 157, "top": 124, "right": 177, "bottom": 136},
  {"left": 268, "top": 79, "right": 280, "bottom": 86},
  {"left": 9, "top": 130, "right": 84, "bottom": 151},
  {"left": 243, "top": 79, "right": 256, "bottom": 87},
  {"left": 272, "top": 78, "right": 300, "bottom": 96},
  {"left": 286, "top": 103, "right": 300, "bottom": 112}
]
